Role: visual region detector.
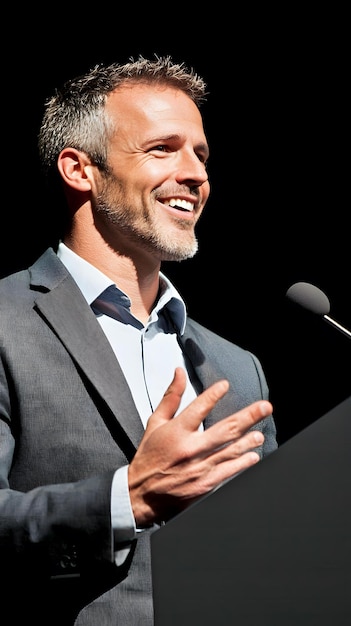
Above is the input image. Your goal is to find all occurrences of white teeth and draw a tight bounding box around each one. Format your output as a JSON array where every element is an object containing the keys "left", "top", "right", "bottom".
[{"left": 168, "top": 198, "right": 194, "bottom": 211}]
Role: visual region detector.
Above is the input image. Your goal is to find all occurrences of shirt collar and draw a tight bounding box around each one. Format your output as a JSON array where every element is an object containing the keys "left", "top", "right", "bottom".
[{"left": 57, "top": 242, "right": 187, "bottom": 334}]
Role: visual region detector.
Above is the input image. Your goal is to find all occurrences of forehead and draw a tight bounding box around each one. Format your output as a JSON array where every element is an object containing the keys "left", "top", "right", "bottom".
[{"left": 105, "top": 83, "right": 205, "bottom": 132}]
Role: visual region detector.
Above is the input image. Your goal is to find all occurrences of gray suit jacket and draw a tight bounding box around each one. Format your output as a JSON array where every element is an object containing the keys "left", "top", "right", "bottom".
[{"left": 0, "top": 247, "right": 277, "bottom": 625}]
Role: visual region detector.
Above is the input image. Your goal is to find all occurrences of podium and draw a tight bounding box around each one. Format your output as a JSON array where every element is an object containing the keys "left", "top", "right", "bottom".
[{"left": 151, "top": 396, "right": 351, "bottom": 625}]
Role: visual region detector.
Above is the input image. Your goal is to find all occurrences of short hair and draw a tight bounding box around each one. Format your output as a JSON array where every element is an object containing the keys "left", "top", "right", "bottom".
[{"left": 38, "top": 54, "right": 208, "bottom": 181}]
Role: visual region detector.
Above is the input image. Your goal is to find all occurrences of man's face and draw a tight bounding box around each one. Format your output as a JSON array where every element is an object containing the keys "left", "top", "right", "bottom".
[{"left": 92, "top": 84, "right": 210, "bottom": 262}]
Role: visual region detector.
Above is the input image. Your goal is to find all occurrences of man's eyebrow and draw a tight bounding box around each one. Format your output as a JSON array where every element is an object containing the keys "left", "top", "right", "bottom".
[{"left": 145, "top": 133, "right": 182, "bottom": 144}]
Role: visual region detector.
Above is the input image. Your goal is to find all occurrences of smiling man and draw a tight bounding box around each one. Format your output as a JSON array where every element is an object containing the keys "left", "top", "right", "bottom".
[{"left": 0, "top": 55, "right": 277, "bottom": 625}]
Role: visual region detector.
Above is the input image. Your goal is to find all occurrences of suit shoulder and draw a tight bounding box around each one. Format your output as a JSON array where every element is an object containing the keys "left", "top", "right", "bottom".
[
  {"left": 0, "top": 248, "right": 64, "bottom": 303},
  {"left": 0, "top": 267, "right": 31, "bottom": 299}
]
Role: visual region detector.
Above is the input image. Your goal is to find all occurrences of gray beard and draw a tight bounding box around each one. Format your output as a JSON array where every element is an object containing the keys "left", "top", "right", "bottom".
[{"left": 95, "top": 199, "right": 199, "bottom": 262}]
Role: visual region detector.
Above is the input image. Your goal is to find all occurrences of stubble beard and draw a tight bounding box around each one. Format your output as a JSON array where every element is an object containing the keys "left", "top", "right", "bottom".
[{"left": 95, "top": 189, "right": 199, "bottom": 262}]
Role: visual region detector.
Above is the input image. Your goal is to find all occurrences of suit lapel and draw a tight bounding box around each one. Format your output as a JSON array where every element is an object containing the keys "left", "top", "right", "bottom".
[
  {"left": 30, "top": 249, "right": 145, "bottom": 452},
  {"left": 179, "top": 325, "right": 237, "bottom": 428}
]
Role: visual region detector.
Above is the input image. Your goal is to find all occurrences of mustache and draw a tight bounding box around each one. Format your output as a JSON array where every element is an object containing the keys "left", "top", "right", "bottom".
[{"left": 153, "top": 185, "right": 201, "bottom": 199}]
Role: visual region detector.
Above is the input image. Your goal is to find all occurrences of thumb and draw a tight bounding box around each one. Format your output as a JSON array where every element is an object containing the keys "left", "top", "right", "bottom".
[{"left": 145, "top": 367, "right": 187, "bottom": 434}]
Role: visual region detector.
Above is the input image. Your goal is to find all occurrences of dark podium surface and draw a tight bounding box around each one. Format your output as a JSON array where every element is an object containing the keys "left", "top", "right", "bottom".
[{"left": 151, "top": 396, "right": 351, "bottom": 625}]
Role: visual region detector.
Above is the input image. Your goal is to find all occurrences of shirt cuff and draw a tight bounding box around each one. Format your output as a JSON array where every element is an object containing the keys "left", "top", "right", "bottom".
[{"left": 111, "top": 465, "right": 136, "bottom": 543}]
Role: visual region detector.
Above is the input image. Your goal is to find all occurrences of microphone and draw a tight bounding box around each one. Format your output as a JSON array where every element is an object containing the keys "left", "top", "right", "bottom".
[{"left": 286, "top": 281, "right": 351, "bottom": 340}]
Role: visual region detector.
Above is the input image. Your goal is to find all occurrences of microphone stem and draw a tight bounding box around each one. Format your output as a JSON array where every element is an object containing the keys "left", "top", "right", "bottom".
[{"left": 323, "top": 315, "right": 351, "bottom": 339}]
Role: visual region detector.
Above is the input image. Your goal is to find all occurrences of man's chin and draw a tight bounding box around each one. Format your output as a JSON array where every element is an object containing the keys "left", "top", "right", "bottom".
[{"left": 160, "top": 247, "right": 198, "bottom": 262}]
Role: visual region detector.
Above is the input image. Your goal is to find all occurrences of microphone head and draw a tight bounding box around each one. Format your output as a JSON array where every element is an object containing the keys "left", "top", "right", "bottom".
[{"left": 286, "top": 282, "right": 330, "bottom": 316}]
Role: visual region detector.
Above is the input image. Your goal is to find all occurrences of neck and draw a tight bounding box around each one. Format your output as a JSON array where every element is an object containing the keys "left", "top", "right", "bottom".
[{"left": 63, "top": 233, "right": 161, "bottom": 325}]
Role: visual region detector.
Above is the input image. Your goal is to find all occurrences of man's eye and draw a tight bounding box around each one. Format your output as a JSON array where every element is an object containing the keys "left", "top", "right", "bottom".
[
  {"left": 198, "top": 155, "right": 208, "bottom": 165},
  {"left": 152, "top": 145, "right": 167, "bottom": 152}
]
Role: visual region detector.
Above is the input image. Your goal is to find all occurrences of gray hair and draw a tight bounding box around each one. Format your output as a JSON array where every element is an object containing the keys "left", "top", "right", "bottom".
[{"left": 38, "top": 55, "right": 208, "bottom": 181}]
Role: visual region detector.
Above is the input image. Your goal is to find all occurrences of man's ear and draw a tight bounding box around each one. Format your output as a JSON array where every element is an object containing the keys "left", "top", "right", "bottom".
[{"left": 57, "top": 148, "right": 95, "bottom": 192}]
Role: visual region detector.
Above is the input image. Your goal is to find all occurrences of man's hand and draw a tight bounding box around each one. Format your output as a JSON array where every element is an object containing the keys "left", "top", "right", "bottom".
[{"left": 128, "top": 367, "right": 273, "bottom": 526}]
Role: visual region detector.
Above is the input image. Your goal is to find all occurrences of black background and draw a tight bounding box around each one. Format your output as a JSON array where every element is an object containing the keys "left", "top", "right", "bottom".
[{"left": 2, "top": 10, "right": 350, "bottom": 444}]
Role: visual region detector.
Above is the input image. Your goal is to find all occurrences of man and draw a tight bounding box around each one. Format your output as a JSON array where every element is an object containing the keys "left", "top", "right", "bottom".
[{"left": 0, "top": 55, "right": 277, "bottom": 624}]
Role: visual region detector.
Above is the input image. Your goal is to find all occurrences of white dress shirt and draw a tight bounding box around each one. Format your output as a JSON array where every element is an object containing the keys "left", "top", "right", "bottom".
[{"left": 57, "top": 242, "right": 198, "bottom": 562}]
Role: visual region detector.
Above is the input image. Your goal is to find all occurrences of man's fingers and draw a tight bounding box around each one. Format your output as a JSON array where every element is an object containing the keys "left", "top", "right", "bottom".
[
  {"left": 145, "top": 368, "right": 187, "bottom": 431},
  {"left": 203, "top": 400, "right": 273, "bottom": 452},
  {"left": 146, "top": 369, "right": 230, "bottom": 433},
  {"left": 146, "top": 369, "right": 272, "bottom": 453}
]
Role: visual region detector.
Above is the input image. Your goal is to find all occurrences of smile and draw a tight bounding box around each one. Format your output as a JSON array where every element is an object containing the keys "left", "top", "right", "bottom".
[{"left": 167, "top": 198, "right": 194, "bottom": 212}]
